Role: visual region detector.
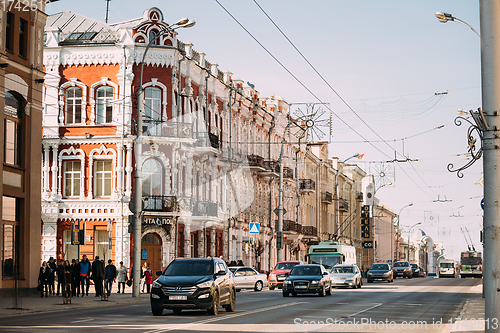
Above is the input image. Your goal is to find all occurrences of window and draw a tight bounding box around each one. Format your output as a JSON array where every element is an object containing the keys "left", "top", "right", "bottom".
[
  {"left": 2, "top": 196, "right": 19, "bottom": 278},
  {"left": 149, "top": 30, "right": 158, "bottom": 45},
  {"left": 63, "top": 230, "right": 78, "bottom": 260},
  {"left": 6, "top": 12, "right": 14, "bottom": 52},
  {"left": 64, "top": 161, "right": 81, "bottom": 197},
  {"left": 65, "top": 87, "right": 83, "bottom": 124},
  {"left": 96, "top": 86, "right": 113, "bottom": 124},
  {"left": 95, "top": 230, "right": 110, "bottom": 262},
  {"left": 19, "top": 18, "right": 27, "bottom": 58},
  {"left": 94, "top": 160, "right": 112, "bottom": 197},
  {"left": 4, "top": 92, "right": 22, "bottom": 167},
  {"left": 142, "top": 159, "right": 162, "bottom": 210},
  {"left": 144, "top": 87, "right": 161, "bottom": 121}
]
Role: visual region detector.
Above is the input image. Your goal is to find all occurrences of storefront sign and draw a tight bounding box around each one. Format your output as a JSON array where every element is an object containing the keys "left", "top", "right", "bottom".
[{"left": 143, "top": 217, "right": 175, "bottom": 226}]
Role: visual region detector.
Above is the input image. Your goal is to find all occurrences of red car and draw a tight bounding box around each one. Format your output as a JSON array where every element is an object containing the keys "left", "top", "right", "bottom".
[{"left": 268, "top": 261, "right": 304, "bottom": 290}]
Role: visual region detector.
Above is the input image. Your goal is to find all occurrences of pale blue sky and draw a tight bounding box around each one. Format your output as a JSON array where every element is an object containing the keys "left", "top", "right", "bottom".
[{"left": 47, "top": 0, "right": 483, "bottom": 260}]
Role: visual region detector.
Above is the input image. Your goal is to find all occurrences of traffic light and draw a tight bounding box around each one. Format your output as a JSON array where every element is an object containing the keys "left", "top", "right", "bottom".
[
  {"left": 276, "top": 231, "right": 283, "bottom": 250},
  {"left": 71, "top": 221, "right": 79, "bottom": 245}
]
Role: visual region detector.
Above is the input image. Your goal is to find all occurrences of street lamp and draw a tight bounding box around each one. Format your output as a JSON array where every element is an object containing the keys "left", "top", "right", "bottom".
[
  {"left": 407, "top": 222, "right": 422, "bottom": 263},
  {"left": 435, "top": 12, "right": 481, "bottom": 38},
  {"left": 276, "top": 113, "right": 315, "bottom": 262},
  {"left": 395, "top": 203, "right": 413, "bottom": 262},
  {"left": 133, "top": 18, "right": 195, "bottom": 297}
]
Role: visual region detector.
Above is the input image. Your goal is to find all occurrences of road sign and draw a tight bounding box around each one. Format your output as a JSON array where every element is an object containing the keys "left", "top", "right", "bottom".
[
  {"left": 249, "top": 222, "right": 260, "bottom": 234},
  {"left": 481, "top": 198, "right": 484, "bottom": 210},
  {"left": 387, "top": 260, "right": 392, "bottom": 265},
  {"left": 273, "top": 208, "right": 287, "bottom": 216}
]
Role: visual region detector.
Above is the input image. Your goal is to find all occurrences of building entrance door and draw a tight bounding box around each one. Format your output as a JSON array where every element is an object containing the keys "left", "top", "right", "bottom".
[{"left": 141, "top": 233, "right": 162, "bottom": 276}]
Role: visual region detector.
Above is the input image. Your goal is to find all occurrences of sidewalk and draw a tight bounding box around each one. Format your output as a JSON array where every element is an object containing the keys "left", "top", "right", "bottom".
[
  {"left": 450, "top": 282, "right": 485, "bottom": 332},
  {"left": 0, "top": 285, "right": 149, "bottom": 318}
]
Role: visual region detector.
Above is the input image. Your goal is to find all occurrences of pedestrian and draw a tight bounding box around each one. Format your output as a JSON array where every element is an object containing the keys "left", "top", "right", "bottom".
[
  {"left": 79, "top": 255, "right": 90, "bottom": 297},
  {"left": 104, "top": 259, "right": 117, "bottom": 296},
  {"left": 237, "top": 260, "right": 244, "bottom": 266},
  {"left": 62, "top": 260, "right": 72, "bottom": 298},
  {"left": 91, "top": 255, "right": 105, "bottom": 297},
  {"left": 144, "top": 266, "right": 152, "bottom": 293},
  {"left": 116, "top": 261, "right": 128, "bottom": 293},
  {"left": 48, "top": 257, "right": 57, "bottom": 295},
  {"left": 56, "top": 259, "right": 64, "bottom": 296},
  {"left": 141, "top": 262, "right": 148, "bottom": 292},
  {"left": 71, "top": 259, "right": 80, "bottom": 297},
  {"left": 38, "top": 261, "right": 50, "bottom": 297}
]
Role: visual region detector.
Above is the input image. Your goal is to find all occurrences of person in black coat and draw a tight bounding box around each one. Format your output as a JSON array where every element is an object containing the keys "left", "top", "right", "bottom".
[
  {"left": 104, "top": 259, "right": 117, "bottom": 296},
  {"left": 91, "top": 256, "right": 105, "bottom": 297},
  {"left": 71, "top": 259, "right": 81, "bottom": 297},
  {"left": 56, "top": 259, "right": 64, "bottom": 296},
  {"left": 38, "top": 261, "right": 50, "bottom": 297}
]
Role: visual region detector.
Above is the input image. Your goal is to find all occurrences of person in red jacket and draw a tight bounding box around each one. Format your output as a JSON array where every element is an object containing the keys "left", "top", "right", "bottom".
[{"left": 144, "top": 266, "right": 152, "bottom": 293}]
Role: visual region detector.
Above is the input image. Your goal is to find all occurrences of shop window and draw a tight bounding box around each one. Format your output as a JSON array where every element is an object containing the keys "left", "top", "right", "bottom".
[
  {"left": 64, "top": 161, "right": 81, "bottom": 197},
  {"left": 96, "top": 86, "right": 113, "bottom": 124},
  {"left": 65, "top": 87, "right": 83, "bottom": 124},
  {"left": 94, "top": 160, "right": 112, "bottom": 197},
  {"left": 2, "top": 196, "right": 19, "bottom": 278},
  {"left": 3, "top": 91, "right": 23, "bottom": 167}
]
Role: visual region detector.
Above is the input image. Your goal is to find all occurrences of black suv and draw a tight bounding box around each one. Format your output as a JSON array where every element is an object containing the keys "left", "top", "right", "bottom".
[
  {"left": 150, "top": 258, "right": 235, "bottom": 316},
  {"left": 410, "top": 263, "right": 420, "bottom": 277},
  {"left": 393, "top": 261, "right": 413, "bottom": 279}
]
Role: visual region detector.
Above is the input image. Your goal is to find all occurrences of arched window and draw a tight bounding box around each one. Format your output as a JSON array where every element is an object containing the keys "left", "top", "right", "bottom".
[
  {"left": 4, "top": 92, "right": 22, "bottom": 167},
  {"left": 65, "top": 86, "right": 83, "bottom": 124},
  {"left": 142, "top": 159, "right": 163, "bottom": 210},
  {"left": 149, "top": 30, "right": 158, "bottom": 46},
  {"left": 96, "top": 86, "right": 113, "bottom": 124}
]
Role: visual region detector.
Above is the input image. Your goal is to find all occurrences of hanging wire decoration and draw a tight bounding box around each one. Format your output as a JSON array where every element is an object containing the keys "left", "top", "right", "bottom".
[
  {"left": 447, "top": 109, "right": 486, "bottom": 178},
  {"left": 371, "top": 162, "right": 395, "bottom": 190},
  {"left": 289, "top": 103, "right": 331, "bottom": 142}
]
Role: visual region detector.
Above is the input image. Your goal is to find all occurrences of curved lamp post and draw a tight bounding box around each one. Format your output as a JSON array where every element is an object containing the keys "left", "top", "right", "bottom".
[
  {"left": 435, "top": 12, "right": 481, "bottom": 38},
  {"left": 407, "top": 222, "right": 422, "bottom": 263},
  {"left": 395, "top": 203, "right": 413, "bottom": 262},
  {"left": 133, "top": 18, "right": 195, "bottom": 297}
]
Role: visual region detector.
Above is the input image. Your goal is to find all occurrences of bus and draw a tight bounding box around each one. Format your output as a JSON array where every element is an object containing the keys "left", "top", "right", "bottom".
[
  {"left": 307, "top": 241, "right": 356, "bottom": 270},
  {"left": 460, "top": 251, "right": 482, "bottom": 278},
  {"left": 439, "top": 258, "right": 458, "bottom": 278}
]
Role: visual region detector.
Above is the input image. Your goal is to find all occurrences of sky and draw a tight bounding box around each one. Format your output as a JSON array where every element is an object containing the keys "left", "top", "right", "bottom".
[{"left": 46, "top": 0, "right": 484, "bottom": 261}]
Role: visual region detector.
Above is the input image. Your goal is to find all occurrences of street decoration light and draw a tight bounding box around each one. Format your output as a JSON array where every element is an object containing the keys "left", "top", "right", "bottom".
[
  {"left": 407, "top": 222, "right": 422, "bottom": 263},
  {"left": 132, "top": 18, "right": 195, "bottom": 297},
  {"left": 395, "top": 203, "right": 413, "bottom": 262}
]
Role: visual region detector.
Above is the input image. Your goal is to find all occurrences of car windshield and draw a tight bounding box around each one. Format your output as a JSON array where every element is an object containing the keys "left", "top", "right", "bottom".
[
  {"left": 411, "top": 264, "right": 418, "bottom": 268},
  {"left": 370, "top": 264, "right": 389, "bottom": 270},
  {"left": 331, "top": 266, "right": 354, "bottom": 274},
  {"left": 309, "top": 256, "right": 341, "bottom": 270},
  {"left": 229, "top": 268, "right": 237, "bottom": 273},
  {"left": 163, "top": 260, "right": 213, "bottom": 276},
  {"left": 440, "top": 263, "right": 454, "bottom": 268},
  {"left": 291, "top": 266, "right": 321, "bottom": 276},
  {"left": 274, "top": 262, "right": 299, "bottom": 270},
  {"left": 394, "top": 262, "right": 408, "bottom": 267}
]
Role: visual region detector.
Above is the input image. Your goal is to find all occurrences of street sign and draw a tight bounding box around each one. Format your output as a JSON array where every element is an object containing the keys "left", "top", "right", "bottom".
[
  {"left": 249, "top": 222, "right": 260, "bottom": 234},
  {"left": 273, "top": 208, "right": 287, "bottom": 216},
  {"left": 387, "top": 260, "right": 392, "bottom": 265},
  {"left": 481, "top": 198, "right": 484, "bottom": 210},
  {"left": 362, "top": 241, "right": 373, "bottom": 248}
]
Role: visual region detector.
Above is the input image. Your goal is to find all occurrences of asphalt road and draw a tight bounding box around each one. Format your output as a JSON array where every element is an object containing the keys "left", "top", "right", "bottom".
[{"left": 0, "top": 277, "right": 481, "bottom": 332}]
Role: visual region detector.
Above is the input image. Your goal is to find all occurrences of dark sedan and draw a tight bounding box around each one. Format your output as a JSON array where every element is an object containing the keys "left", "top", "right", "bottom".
[
  {"left": 367, "top": 263, "right": 394, "bottom": 283},
  {"left": 282, "top": 264, "right": 331, "bottom": 297},
  {"left": 411, "top": 263, "right": 420, "bottom": 277}
]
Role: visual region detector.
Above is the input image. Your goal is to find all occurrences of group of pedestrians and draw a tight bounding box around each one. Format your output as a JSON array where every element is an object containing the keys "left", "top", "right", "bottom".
[{"left": 38, "top": 255, "right": 129, "bottom": 298}]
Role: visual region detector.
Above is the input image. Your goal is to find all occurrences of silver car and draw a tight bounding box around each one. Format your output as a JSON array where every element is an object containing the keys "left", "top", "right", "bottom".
[
  {"left": 229, "top": 266, "right": 269, "bottom": 292},
  {"left": 330, "top": 264, "right": 362, "bottom": 289}
]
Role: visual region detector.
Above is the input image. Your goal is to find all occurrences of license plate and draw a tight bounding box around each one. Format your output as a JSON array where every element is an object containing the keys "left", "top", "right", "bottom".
[
  {"left": 169, "top": 296, "right": 187, "bottom": 301},
  {"left": 295, "top": 285, "right": 307, "bottom": 289},
  {"left": 277, "top": 277, "right": 285, "bottom": 281}
]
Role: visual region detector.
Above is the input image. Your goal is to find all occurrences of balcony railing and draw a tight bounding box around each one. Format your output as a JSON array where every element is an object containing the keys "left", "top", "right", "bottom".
[
  {"left": 194, "top": 132, "right": 219, "bottom": 150},
  {"left": 275, "top": 220, "right": 302, "bottom": 233},
  {"left": 321, "top": 191, "right": 333, "bottom": 204},
  {"left": 299, "top": 179, "right": 316, "bottom": 192},
  {"left": 339, "top": 198, "right": 348, "bottom": 212},
  {"left": 356, "top": 192, "right": 364, "bottom": 202},
  {"left": 192, "top": 201, "right": 218, "bottom": 217},
  {"left": 263, "top": 160, "right": 279, "bottom": 172},
  {"left": 302, "top": 226, "right": 318, "bottom": 237},
  {"left": 283, "top": 166, "right": 294, "bottom": 179},
  {"left": 142, "top": 196, "right": 179, "bottom": 212},
  {"left": 247, "top": 154, "right": 266, "bottom": 169},
  {"left": 143, "top": 120, "right": 193, "bottom": 138}
]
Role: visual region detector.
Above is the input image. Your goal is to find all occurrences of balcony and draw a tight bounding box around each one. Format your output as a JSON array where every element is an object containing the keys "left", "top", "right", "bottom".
[
  {"left": 339, "top": 198, "right": 348, "bottom": 212},
  {"left": 193, "top": 132, "right": 219, "bottom": 155},
  {"left": 277, "top": 220, "right": 302, "bottom": 233},
  {"left": 142, "top": 196, "right": 179, "bottom": 213},
  {"left": 299, "top": 179, "right": 316, "bottom": 193},
  {"left": 192, "top": 201, "right": 218, "bottom": 217},
  {"left": 321, "top": 191, "right": 333, "bottom": 204},
  {"left": 302, "top": 226, "right": 318, "bottom": 237},
  {"left": 247, "top": 154, "right": 267, "bottom": 171},
  {"left": 258, "top": 160, "right": 279, "bottom": 177},
  {"left": 356, "top": 192, "right": 364, "bottom": 202},
  {"left": 283, "top": 166, "right": 294, "bottom": 179},
  {"left": 142, "top": 120, "right": 193, "bottom": 138}
]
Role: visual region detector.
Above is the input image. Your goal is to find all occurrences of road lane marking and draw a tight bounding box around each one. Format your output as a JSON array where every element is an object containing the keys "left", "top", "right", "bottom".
[
  {"left": 71, "top": 319, "right": 94, "bottom": 323},
  {"left": 337, "top": 303, "right": 383, "bottom": 321},
  {"left": 143, "top": 301, "right": 307, "bottom": 333}
]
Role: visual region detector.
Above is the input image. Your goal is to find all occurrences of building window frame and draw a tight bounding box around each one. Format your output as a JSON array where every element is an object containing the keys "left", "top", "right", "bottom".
[
  {"left": 88, "top": 145, "right": 116, "bottom": 199},
  {"left": 18, "top": 18, "right": 28, "bottom": 58},
  {"left": 2, "top": 196, "right": 20, "bottom": 279},
  {"left": 89, "top": 79, "right": 118, "bottom": 125},
  {"left": 58, "top": 146, "right": 86, "bottom": 199},
  {"left": 3, "top": 91, "right": 23, "bottom": 167},
  {"left": 63, "top": 160, "right": 82, "bottom": 198},
  {"left": 60, "top": 79, "right": 88, "bottom": 126},
  {"left": 5, "top": 12, "right": 14, "bottom": 53},
  {"left": 94, "top": 160, "right": 113, "bottom": 198}
]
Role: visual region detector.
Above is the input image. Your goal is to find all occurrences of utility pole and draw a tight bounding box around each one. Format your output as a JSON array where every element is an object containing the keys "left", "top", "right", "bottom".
[
  {"left": 104, "top": 0, "right": 111, "bottom": 23},
  {"left": 479, "top": 1, "right": 500, "bottom": 330}
]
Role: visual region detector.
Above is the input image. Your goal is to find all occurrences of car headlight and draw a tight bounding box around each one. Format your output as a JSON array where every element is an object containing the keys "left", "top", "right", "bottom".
[
  {"left": 269, "top": 274, "right": 276, "bottom": 279},
  {"left": 152, "top": 280, "right": 162, "bottom": 289},
  {"left": 284, "top": 280, "right": 292, "bottom": 285},
  {"left": 196, "top": 281, "right": 212, "bottom": 289},
  {"left": 346, "top": 279, "right": 353, "bottom": 282},
  {"left": 310, "top": 280, "right": 319, "bottom": 284},
  {"left": 367, "top": 272, "right": 373, "bottom": 276}
]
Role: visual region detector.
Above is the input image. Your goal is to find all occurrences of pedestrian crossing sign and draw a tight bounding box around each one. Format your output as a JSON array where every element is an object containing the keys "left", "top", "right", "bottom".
[{"left": 249, "top": 222, "right": 260, "bottom": 234}]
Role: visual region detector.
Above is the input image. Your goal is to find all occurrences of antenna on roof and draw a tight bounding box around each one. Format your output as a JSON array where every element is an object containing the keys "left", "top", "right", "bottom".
[{"left": 104, "top": 0, "right": 111, "bottom": 23}]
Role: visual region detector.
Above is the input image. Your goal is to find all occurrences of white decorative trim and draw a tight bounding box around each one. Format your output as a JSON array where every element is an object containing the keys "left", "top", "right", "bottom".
[
  {"left": 58, "top": 146, "right": 86, "bottom": 200},
  {"left": 88, "top": 145, "right": 117, "bottom": 199},
  {"left": 142, "top": 148, "right": 171, "bottom": 195},
  {"left": 60, "top": 78, "right": 88, "bottom": 125},
  {"left": 89, "top": 78, "right": 119, "bottom": 125},
  {"left": 143, "top": 80, "right": 168, "bottom": 120}
]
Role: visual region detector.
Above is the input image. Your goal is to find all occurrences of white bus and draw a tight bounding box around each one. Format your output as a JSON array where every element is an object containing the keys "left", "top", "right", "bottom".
[
  {"left": 307, "top": 241, "right": 356, "bottom": 270},
  {"left": 439, "top": 258, "right": 458, "bottom": 278}
]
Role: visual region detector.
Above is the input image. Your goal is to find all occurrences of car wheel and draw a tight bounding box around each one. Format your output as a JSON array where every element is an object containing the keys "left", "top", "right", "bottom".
[
  {"left": 283, "top": 291, "right": 289, "bottom": 297},
  {"left": 207, "top": 291, "right": 219, "bottom": 316},
  {"left": 357, "top": 280, "right": 362, "bottom": 289},
  {"left": 269, "top": 286, "right": 275, "bottom": 290},
  {"left": 326, "top": 283, "right": 332, "bottom": 295},
  {"left": 319, "top": 285, "right": 326, "bottom": 297},
  {"left": 172, "top": 308, "right": 182, "bottom": 314},
  {"left": 291, "top": 292, "right": 297, "bottom": 296},
  {"left": 224, "top": 289, "right": 235, "bottom": 312},
  {"left": 151, "top": 307, "right": 163, "bottom": 316},
  {"left": 254, "top": 281, "right": 263, "bottom": 292}
]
